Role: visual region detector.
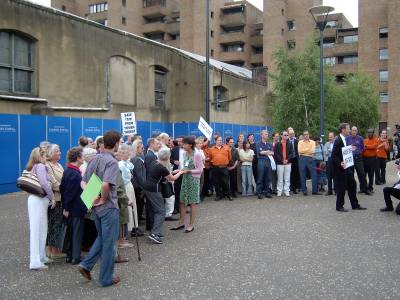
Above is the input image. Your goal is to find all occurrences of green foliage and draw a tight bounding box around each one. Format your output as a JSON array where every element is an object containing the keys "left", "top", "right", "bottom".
[{"left": 270, "top": 41, "right": 379, "bottom": 138}]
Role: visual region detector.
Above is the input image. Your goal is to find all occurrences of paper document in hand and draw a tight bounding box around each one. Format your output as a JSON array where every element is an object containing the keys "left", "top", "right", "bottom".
[
  {"left": 198, "top": 117, "right": 213, "bottom": 140},
  {"left": 81, "top": 173, "right": 102, "bottom": 210},
  {"left": 342, "top": 145, "right": 354, "bottom": 169}
]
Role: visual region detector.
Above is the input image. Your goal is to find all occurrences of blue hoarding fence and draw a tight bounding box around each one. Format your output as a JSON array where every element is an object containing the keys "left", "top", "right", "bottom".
[{"left": 0, "top": 114, "right": 271, "bottom": 195}]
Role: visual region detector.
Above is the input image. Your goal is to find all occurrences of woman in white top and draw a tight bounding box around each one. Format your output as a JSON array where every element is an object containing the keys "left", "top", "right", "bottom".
[{"left": 239, "top": 141, "right": 255, "bottom": 196}]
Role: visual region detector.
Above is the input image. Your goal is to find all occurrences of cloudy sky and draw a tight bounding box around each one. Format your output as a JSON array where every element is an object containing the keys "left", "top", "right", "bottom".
[{"left": 28, "top": 0, "right": 358, "bottom": 26}]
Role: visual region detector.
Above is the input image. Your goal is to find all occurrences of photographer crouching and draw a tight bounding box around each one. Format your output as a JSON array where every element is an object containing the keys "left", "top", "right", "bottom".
[{"left": 380, "top": 159, "right": 400, "bottom": 214}]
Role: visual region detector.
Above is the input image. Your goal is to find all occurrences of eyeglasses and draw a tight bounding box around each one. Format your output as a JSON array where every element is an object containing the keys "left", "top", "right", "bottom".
[{"left": 283, "top": 134, "right": 288, "bottom": 136}]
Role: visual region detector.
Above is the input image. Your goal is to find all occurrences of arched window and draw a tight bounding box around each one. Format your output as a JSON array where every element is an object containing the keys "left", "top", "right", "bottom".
[
  {"left": 154, "top": 65, "right": 168, "bottom": 109},
  {"left": 213, "top": 85, "right": 229, "bottom": 112},
  {"left": 0, "top": 31, "right": 35, "bottom": 94},
  {"left": 108, "top": 56, "right": 136, "bottom": 106}
]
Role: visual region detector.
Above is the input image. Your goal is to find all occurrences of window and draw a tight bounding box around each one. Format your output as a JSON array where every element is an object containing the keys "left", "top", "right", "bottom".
[
  {"left": 326, "top": 20, "right": 338, "bottom": 28},
  {"left": 155, "top": 67, "right": 167, "bottom": 109},
  {"left": 222, "top": 25, "right": 244, "bottom": 34},
  {"left": 214, "top": 86, "right": 228, "bottom": 111},
  {"left": 222, "top": 5, "right": 245, "bottom": 15},
  {"left": 379, "top": 27, "right": 388, "bottom": 38},
  {"left": 211, "top": 11, "right": 214, "bottom": 18},
  {"left": 144, "top": 16, "right": 165, "bottom": 23},
  {"left": 379, "top": 70, "right": 388, "bottom": 82},
  {"left": 380, "top": 92, "right": 389, "bottom": 103},
  {"left": 287, "top": 20, "right": 296, "bottom": 31},
  {"left": 170, "top": 33, "right": 180, "bottom": 40},
  {"left": 0, "top": 31, "right": 34, "bottom": 94},
  {"left": 144, "top": 32, "right": 165, "bottom": 42},
  {"left": 251, "top": 63, "right": 263, "bottom": 68},
  {"left": 336, "top": 75, "right": 346, "bottom": 84},
  {"left": 380, "top": 48, "right": 388, "bottom": 60},
  {"left": 221, "top": 43, "right": 244, "bottom": 52},
  {"left": 252, "top": 46, "right": 263, "bottom": 54},
  {"left": 379, "top": 122, "right": 388, "bottom": 132},
  {"left": 341, "top": 55, "right": 358, "bottom": 64},
  {"left": 281, "top": 28, "right": 284, "bottom": 35},
  {"left": 287, "top": 40, "right": 296, "bottom": 50},
  {"left": 122, "top": 17, "right": 126, "bottom": 25},
  {"left": 210, "top": 49, "right": 214, "bottom": 57},
  {"left": 61, "top": 5, "right": 66, "bottom": 11},
  {"left": 98, "top": 19, "right": 108, "bottom": 26},
  {"left": 122, "top": 0, "right": 126, "bottom": 6},
  {"left": 89, "top": 2, "right": 108, "bottom": 14},
  {"left": 210, "top": 30, "right": 214, "bottom": 38},
  {"left": 281, "top": 8, "right": 284, "bottom": 16},
  {"left": 343, "top": 35, "right": 358, "bottom": 43},
  {"left": 143, "top": 0, "right": 166, "bottom": 7},
  {"left": 323, "top": 57, "right": 336, "bottom": 66}
]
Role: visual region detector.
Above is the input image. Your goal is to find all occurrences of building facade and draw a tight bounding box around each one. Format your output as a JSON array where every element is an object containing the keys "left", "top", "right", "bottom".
[
  {"left": 51, "top": 0, "right": 263, "bottom": 68},
  {"left": 0, "top": 0, "right": 270, "bottom": 125}
]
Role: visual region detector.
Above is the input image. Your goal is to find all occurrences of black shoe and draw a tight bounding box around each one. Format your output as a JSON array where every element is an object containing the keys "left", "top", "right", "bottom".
[
  {"left": 336, "top": 208, "right": 348, "bottom": 212},
  {"left": 227, "top": 196, "right": 233, "bottom": 201},
  {"left": 257, "top": 194, "right": 263, "bottom": 199},
  {"left": 172, "top": 210, "right": 179, "bottom": 215},
  {"left": 131, "top": 228, "right": 145, "bottom": 237},
  {"left": 380, "top": 207, "right": 393, "bottom": 212},
  {"left": 325, "top": 191, "right": 333, "bottom": 196},
  {"left": 363, "top": 190, "right": 372, "bottom": 195},
  {"left": 165, "top": 216, "right": 179, "bottom": 221},
  {"left": 303, "top": 192, "right": 308, "bottom": 196},
  {"left": 375, "top": 181, "right": 383, "bottom": 185},
  {"left": 148, "top": 234, "right": 163, "bottom": 244},
  {"left": 231, "top": 193, "right": 238, "bottom": 198},
  {"left": 292, "top": 190, "right": 298, "bottom": 194},
  {"left": 312, "top": 192, "right": 322, "bottom": 195},
  {"left": 265, "top": 193, "right": 272, "bottom": 198},
  {"left": 353, "top": 206, "right": 367, "bottom": 210}
]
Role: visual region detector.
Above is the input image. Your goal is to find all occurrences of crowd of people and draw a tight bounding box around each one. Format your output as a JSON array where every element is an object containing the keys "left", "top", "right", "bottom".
[{"left": 24, "top": 123, "right": 400, "bottom": 286}]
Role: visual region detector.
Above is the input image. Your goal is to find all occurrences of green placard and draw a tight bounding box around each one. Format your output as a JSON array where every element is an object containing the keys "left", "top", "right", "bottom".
[{"left": 80, "top": 173, "right": 102, "bottom": 210}]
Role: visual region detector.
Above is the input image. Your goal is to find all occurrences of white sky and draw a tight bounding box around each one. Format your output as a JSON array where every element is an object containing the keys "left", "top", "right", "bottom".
[{"left": 28, "top": 0, "right": 358, "bottom": 26}]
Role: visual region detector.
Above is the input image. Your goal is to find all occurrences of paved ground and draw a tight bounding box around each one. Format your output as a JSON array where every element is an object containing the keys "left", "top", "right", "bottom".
[{"left": 1, "top": 162, "right": 400, "bottom": 299}]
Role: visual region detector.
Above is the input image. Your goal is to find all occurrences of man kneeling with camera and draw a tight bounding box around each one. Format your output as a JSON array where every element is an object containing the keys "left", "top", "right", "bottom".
[{"left": 381, "top": 159, "right": 400, "bottom": 214}]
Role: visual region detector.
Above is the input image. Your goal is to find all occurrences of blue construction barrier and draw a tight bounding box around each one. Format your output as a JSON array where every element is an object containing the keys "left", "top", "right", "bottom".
[{"left": 0, "top": 113, "right": 271, "bottom": 195}]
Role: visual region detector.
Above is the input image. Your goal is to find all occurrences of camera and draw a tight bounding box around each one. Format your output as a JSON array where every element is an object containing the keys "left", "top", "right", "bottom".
[{"left": 395, "top": 159, "right": 400, "bottom": 166}]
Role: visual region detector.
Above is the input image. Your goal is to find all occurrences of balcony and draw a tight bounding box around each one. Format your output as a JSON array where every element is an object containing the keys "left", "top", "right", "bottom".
[
  {"left": 219, "top": 51, "right": 247, "bottom": 63},
  {"left": 142, "top": 0, "right": 167, "bottom": 17},
  {"left": 323, "top": 42, "right": 358, "bottom": 57},
  {"left": 329, "top": 63, "right": 357, "bottom": 75},
  {"left": 250, "top": 53, "right": 263, "bottom": 65},
  {"left": 220, "top": 13, "right": 246, "bottom": 27},
  {"left": 142, "top": 21, "right": 166, "bottom": 34},
  {"left": 166, "top": 39, "right": 179, "bottom": 48},
  {"left": 166, "top": 21, "right": 180, "bottom": 34},
  {"left": 250, "top": 34, "right": 263, "bottom": 46},
  {"left": 219, "top": 31, "right": 246, "bottom": 44},
  {"left": 323, "top": 27, "right": 337, "bottom": 38}
]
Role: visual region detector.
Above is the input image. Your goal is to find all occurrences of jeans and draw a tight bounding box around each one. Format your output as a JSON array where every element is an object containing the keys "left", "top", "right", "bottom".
[
  {"left": 241, "top": 165, "right": 253, "bottom": 196},
  {"left": 256, "top": 159, "right": 272, "bottom": 195},
  {"left": 299, "top": 156, "right": 317, "bottom": 193},
  {"left": 326, "top": 158, "right": 334, "bottom": 193},
  {"left": 80, "top": 208, "right": 119, "bottom": 287},
  {"left": 277, "top": 164, "right": 291, "bottom": 195}
]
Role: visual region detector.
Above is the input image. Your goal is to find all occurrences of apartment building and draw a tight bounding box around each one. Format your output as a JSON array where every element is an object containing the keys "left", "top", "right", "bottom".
[{"left": 51, "top": 0, "right": 263, "bottom": 68}]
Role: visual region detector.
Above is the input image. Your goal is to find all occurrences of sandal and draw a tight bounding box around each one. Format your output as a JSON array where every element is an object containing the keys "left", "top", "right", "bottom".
[
  {"left": 115, "top": 256, "right": 129, "bottom": 263},
  {"left": 170, "top": 224, "right": 185, "bottom": 230}
]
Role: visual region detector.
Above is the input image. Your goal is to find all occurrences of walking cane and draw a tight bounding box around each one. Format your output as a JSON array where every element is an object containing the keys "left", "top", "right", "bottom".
[{"left": 132, "top": 210, "right": 142, "bottom": 261}]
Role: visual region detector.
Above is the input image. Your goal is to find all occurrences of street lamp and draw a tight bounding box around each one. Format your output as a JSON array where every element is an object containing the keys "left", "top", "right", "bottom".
[
  {"left": 205, "top": 0, "right": 210, "bottom": 123},
  {"left": 309, "top": 5, "right": 334, "bottom": 140}
]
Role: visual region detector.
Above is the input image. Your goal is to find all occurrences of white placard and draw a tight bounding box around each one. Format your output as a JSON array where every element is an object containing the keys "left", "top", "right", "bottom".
[
  {"left": 342, "top": 145, "right": 354, "bottom": 169},
  {"left": 121, "top": 112, "right": 137, "bottom": 135},
  {"left": 198, "top": 116, "right": 213, "bottom": 140}
]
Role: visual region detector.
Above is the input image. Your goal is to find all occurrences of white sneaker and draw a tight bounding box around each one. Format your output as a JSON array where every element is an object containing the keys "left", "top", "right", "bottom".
[
  {"left": 31, "top": 264, "right": 48, "bottom": 270},
  {"left": 277, "top": 193, "right": 282, "bottom": 197},
  {"left": 43, "top": 258, "right": 54, "bottom": 264},
  {"left": 285, "top": 193, "right": 290, "bottom": 197}
]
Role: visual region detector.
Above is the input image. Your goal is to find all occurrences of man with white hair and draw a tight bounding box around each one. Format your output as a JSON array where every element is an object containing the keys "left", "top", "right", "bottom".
[{"left": 158, "top": 133, "right": 171, "bottom": 152}]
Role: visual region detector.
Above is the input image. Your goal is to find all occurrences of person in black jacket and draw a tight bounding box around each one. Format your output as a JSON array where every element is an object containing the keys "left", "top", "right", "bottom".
[
  {"left": 60, "top": 147, "right": 87, "bottom": 264},
  {"left": 331, "top": 123, "right": 366, "bottom": 212},
  {"left": 130, "top": 140, "right": 146, "bottom": 228},
  {"left": 288, "top": 128, "right": 300, "bottom": 194},
  {"left": 380, "top": 161, "right": 400, "bottom": 214},
  {"left": 274, "top": 130, "right": 293, "bottom": 196}
]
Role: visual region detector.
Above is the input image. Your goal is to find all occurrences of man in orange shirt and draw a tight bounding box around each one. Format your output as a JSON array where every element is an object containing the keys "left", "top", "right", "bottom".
[
  {"left": 208, "top": 135, "right": 232, "bottom": 200},
  {"left": 376, "top": 130, "right": 389, "bottom": 184},
  {"left": 363, "top": 128, "right": 379, "bottom": 192}
]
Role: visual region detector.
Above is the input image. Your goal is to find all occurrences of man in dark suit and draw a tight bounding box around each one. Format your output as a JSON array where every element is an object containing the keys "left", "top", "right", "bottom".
[
  {"left": 171, "top": 136, "right": 184, "bottom": 213},
  {"left": 331, "top": 123, "right": 367, "bottom": 212},
  {"left": 144, "top": 138, "right": 161, "bottom": 229},
  {"left": 288, "top": 128, "right": 300, "bottom": 194}
]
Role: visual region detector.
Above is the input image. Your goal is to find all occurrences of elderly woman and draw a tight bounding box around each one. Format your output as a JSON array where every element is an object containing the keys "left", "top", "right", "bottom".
[
  {"left": 130, "top": 140, "right": 146, "bottom": 232},
  {"left": 26, "top": 147, "right": 54, "bottom": 270},
  {"left": 80, "top": 147, "right": 97, "bottom": 177},
  {"left": 143, "top": 148, "right": 183, "bottom": 244},
  {"left": 157, "top": 145, "right": 176, "bottom": 220},
  {"left": 117, "top": 144, "right": 143, "bottom": 238},
  {"left": 45, "top": 144, "right": 66, "bottom": 259}
]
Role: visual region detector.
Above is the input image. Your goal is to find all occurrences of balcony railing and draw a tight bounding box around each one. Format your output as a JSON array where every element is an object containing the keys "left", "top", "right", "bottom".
[{"left": 143, "top": 0, "right": 166, "bottom": 8}]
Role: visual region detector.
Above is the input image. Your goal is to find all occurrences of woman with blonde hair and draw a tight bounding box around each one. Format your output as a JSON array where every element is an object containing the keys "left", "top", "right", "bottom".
[
  {"left": 26, "top": 147, "right": 54, "bottom": 270},
  {"left": 130, "top": 140, "right": 146, "bottom": 230},
  {"left": 45, "top": 144, "right": 66, "bottom": 259}
]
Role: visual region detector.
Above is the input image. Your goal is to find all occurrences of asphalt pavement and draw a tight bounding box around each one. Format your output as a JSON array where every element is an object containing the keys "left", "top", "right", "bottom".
[{"left": 1, "top": 162, "right": 400, "bottom": 300}]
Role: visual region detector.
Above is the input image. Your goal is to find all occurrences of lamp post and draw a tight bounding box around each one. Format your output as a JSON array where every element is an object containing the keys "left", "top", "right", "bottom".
[
  {"left": 309, "top": 5, "right": 334, "bottom": 140},
  {"left": 205, "top": 0, "right": 210, "bottom": 123}
]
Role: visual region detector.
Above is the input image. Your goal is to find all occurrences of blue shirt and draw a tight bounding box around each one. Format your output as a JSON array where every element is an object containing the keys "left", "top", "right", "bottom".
[
  {"left": 256, "top": 141, "right": 273, "bottom": 160},
  {"left": 346, "top": 135, "right": 364, "bottom": 155},
  {"left": 313, "top": 144, "right": 324, "bottom": 161}
]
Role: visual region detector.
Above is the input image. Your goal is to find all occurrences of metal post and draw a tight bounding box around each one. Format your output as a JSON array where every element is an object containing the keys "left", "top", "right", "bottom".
[
  {"left": 319, "top": 27, "right": 324, "bottom": 139},
  {"left": 205, "top": 0, "right": 210, "bottom": 123}
]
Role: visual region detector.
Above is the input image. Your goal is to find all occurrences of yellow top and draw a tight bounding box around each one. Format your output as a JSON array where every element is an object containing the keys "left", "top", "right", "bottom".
[{"left": 298, "top": 139, "right": 316, "bottom": 157}]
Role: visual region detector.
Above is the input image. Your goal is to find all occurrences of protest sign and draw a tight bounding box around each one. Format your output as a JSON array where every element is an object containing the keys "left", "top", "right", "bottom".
[
  {"left": 121, "top": 112, "right": 137, "bottom": 135},
  {"left": 342, "top": 145, "right": 354, "bottom": 169},
  {"left": 198, "top": 117, "right": 213, "bottom": 140}
]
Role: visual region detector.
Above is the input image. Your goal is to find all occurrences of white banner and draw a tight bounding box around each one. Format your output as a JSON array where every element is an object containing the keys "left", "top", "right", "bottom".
[
  {"left": 121, "top": 112, "right": 137, "bottom": 135},
  {"left": 198, "top": 116, "right": 213, "bottom": 140},
  {"left": 342, "top": 145, "right": 354, "bottom": 169}
]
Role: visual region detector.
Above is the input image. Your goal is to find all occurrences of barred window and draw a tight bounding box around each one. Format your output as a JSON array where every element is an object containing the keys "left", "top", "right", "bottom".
[
  {"left": 0, "top": 31, "right": 34, "bottom": 94},
  {"left": 155, "top": 66, "right": 167, "bottom": 109}
]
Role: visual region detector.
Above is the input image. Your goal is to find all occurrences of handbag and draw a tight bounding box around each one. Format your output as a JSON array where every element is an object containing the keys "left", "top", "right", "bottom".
[
  {"left": 17, "top": 170, "right": 46, "bottom": 197},
  {"left": 161, "top": 181, "right": 174, "bottom": 198}
]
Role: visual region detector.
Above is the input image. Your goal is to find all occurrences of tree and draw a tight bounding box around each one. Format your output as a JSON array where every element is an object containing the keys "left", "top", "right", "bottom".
[{"left": 270, "top": 41, "right": 379, "bottom": 137}]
